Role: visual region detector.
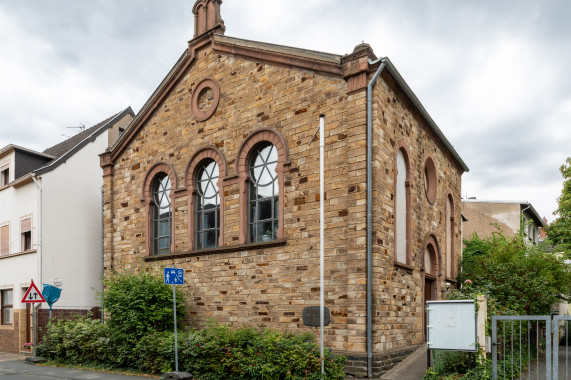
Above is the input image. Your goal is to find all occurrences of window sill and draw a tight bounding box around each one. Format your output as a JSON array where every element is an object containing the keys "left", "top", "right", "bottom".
[
  {"left": 394, "top": 262, "right": 414, "bottom": 272},
  {"left": 0, "top": 324, "right": 14, "bottom": 329},
  {"left": 144, "top": 239, "right": 287, "bottom": 262},
  {"left": 0, "top": 249, "right": 37, "bottom": 260}
]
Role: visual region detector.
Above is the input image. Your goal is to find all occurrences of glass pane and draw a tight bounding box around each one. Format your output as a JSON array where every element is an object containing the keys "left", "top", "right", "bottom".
[
  {"left": 205, "top": 230, "right": 217, "bottom": 248},
  {"left": 196, "top": 212, "right": 203, "bottom": 231},
  {"left": 249, "top": 223, "right": 257, "bottom": 243},
  {"left": 3, "top": 290, "right": 12, "bottom": 305},
  {"left": 159, "top": 237, "right": 170, "bottom": 250},
  {"left": 159, "top": 220, "right": 170, "bottom": 237},
  {"left": 196, "top": 232, "right": 203, "bottom": 250},
  {"left": 260, "top": 221, "right": 274, "bottom": 242},
  {"left": 274, "top": 198, "right": 279, "bottom": 219},
  {"left": 258, "top": 200, "right": 272, "bottom": 221},
  {"left": 204, "top": 210, "right": 216, "bottom": 230},
  {"left": 258, "top": 167, "right": 274, "bottom": 186},
  {"left": 257, "top": 184, "right": 274, "bottom": 198},
  {"left": 251, "top": 165, "right": 263, "bottom": 182}
]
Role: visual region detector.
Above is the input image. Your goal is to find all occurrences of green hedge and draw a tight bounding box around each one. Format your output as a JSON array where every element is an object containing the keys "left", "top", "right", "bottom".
[{"left": 38, "top": 319, "right": 345, "bottom": 379}]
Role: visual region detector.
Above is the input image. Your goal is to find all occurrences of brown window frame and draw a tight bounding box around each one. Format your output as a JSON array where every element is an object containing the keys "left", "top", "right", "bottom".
[{"left": 1, "top": 289, "right": 13, "bottom": 325}]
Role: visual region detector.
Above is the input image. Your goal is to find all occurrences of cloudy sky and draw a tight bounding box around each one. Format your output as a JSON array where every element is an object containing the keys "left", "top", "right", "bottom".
[{"left": 1, "top": 0, "right": 569, "bottom": 222}]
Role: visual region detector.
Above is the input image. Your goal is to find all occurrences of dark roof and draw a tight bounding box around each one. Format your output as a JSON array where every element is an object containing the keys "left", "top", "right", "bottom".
[
  {"left": 43, "top": 114, "right": 117, "bottom": 159},
  {"left": 35, "top": 107, "right": 134, "bottom": 175}
]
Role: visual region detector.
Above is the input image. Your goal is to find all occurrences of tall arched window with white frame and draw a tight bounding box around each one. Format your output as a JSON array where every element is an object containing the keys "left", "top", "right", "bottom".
[
  {"left": 152, "top": 173, "right": 172, "bottom": 255},
  {"left": 248, "top": 142, "right": 279, "bottom": 243},
  {"left": 195, "top": 159, "right": 220, "bottom": 249}
]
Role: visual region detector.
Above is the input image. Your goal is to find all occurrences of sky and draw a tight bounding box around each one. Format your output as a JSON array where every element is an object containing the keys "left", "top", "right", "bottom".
[{"left": 0, "top": 0, "right": 569, "bottom": 222}]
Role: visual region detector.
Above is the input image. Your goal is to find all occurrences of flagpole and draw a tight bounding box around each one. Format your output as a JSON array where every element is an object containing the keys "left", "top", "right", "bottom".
[{"left": 319, "top": 114, "right": 325, "bottom": 375}]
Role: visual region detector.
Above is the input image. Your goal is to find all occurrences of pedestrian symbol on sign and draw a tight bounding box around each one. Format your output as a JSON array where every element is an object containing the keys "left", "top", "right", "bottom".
[{"left": 164, "top": 268, "right": 184, "bottom": 285}]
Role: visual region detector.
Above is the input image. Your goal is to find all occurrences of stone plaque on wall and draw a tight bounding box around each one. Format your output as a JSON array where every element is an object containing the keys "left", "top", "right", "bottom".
[{"left": 303, "top": 306, "right": 330, "bottom": 327}]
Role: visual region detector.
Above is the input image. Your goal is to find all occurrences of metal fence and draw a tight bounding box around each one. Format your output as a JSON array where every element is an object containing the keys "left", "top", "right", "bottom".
[
  {"left": 553, "top": 315, "right": 570, "bottom": 380},
  {"left": 492, "top": 315, "right": 570, "bottom": 380}
]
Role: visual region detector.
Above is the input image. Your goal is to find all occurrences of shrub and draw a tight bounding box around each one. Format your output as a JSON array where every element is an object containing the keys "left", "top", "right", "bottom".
[{"left": 37, "top": 316, "right": 110, "bottom": 365}]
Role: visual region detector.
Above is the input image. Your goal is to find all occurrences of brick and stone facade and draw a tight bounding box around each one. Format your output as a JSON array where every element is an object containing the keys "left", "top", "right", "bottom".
[{"left": 100, "top": 1, "right": 467, "bottom": 377}]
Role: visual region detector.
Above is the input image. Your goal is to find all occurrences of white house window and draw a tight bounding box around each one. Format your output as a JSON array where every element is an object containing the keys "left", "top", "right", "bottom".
[
  {"left": 21, "top": 218, "right": 32, "bottom": 251},
  {"left": 152, "top": 173, "right": 172, "bottom": 255},
  {"left": 248, "top": 142, "right": 279, "bottom": 243},
  {"left": 1, "top": 289, "right": 13, "bottom": 325},
  {"left": 195, "top": 159, "right": 220, "bottom": 250},
  {"left": 0, "top": 164, "right": 9, "bottom": 187}
]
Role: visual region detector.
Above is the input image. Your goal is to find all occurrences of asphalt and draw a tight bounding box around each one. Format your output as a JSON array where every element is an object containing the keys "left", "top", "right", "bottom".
[{"left": 0, "top": 352, "right": 160, "bottom": 380}]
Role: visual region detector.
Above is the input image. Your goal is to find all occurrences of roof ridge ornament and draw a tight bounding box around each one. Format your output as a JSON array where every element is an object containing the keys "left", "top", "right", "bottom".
[{"left": 192, "top": 0, "right": 225, "bottom": 39}]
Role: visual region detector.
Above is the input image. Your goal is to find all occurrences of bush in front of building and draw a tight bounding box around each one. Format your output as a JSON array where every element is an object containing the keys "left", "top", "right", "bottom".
[
  {"left": 180, "top": 321, "right": 346, "bottom": 379},
  {"left": 38, "top": 272, "right": 346, "bottom": 378}
]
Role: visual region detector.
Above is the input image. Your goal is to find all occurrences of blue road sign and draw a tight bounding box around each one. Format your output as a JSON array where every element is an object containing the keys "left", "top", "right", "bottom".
[{"left": 164, "top": 268, "right": 184, "bottom": 285}]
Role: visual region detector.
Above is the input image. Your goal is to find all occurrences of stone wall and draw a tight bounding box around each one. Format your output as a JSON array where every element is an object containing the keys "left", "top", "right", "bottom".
[
  {"left": 102, "top": 40, "right": 463, "bottom": 370},
  {"left": 0, "top": 309, "right": 20, "bottom": 353}
]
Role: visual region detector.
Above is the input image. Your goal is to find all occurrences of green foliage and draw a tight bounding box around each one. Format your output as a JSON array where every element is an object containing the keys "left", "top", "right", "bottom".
[
  {"left": 37, "top": 316, "right": 111, "bottom": 366},
  {"left": 102, "top": 271, "right": 186, "bottom": 340},
  {"left": 458, "top": 230, "right": 571, "bottom": 316},
  {"left": 547, "top": 157, "right": 571, "bottom": 257},
  {"left": 180, "top": 322, "right": 345, "bottom": 380},
  {"left": 38, "top": 280, "right": 346, "bottom": 379}
]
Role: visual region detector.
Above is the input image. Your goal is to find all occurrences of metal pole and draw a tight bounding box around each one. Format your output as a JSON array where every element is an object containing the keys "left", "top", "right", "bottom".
[
  {"left": 32, "top": 304, "right": 37, "bottom": 358},
  {"left": 319, "top": 114, "right": 325, "bottom": 376},
  {"left": 173, "top": 284, "right": 178, "bottom": 372}
]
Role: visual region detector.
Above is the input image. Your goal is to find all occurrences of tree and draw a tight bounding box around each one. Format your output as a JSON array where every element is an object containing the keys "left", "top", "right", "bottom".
[
  {"left": 548, "top": 157, "right": 571, "bottom": 257},
  {"left": 458, "top": 230, "right": 571, "bottom": 315}
]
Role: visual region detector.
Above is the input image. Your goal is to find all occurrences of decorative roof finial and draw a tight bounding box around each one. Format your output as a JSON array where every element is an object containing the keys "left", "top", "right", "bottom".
[{"left": 192, "top": 0, "right": 225, "bottom": 38}]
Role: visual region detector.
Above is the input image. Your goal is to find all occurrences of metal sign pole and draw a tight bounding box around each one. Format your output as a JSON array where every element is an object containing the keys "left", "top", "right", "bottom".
[
  {"left": 32, "top": 304, "right": 37, "bottom": 358},
  {"left": 173, "top": 283, "right": 178, "bottom": 372}
]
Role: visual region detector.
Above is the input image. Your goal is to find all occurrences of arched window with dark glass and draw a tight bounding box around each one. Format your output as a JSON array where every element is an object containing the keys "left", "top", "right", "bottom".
[
  {"left": 195, "top": 159, "right": 220, "bottom": 249},
  {"left": 152, "top": 173, "right": 171, "bottom": 255},
  {"left": 248, "top": 142, "right": 278, "bottom": 243}
]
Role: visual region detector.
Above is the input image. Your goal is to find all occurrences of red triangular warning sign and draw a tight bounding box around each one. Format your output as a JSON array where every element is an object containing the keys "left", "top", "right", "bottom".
[{"left": 21, "top": 280, "right": 46, "bottom": 303}]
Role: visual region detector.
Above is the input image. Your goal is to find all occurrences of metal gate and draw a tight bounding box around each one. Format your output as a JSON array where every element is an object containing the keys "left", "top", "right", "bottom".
[
  {"left": 553, "top": 315, "right": 570, "bottom": 380},
  {"left": 492, "top": 315, "right": 570, "bottom": 380}
]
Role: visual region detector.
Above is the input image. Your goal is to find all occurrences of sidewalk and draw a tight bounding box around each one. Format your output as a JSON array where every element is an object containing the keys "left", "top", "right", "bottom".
[
  {"left": 0, "top": 352, "right": 160, "bottom": 379},
  {"left": 380, "top": 344, "right": 428, "bottom": 380}
]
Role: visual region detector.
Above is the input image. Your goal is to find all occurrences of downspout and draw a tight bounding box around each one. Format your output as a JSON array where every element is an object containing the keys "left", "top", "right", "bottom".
[
  {"left": 31, "top": 175, "right": 42, "bottom": 289},
  {"left": 366, "top": 57, "right": 387, "bottom": 378},
  {"left": 101, "top": 186, "right": 105, "bottom": 323}
]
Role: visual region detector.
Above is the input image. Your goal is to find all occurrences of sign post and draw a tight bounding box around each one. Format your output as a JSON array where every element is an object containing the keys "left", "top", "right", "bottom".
[
  {"left": 21, "top": 280, "right": 46, "bottom": 359},
  {"left": 164, "top": 267, "right": 184, "bottom": 372}
]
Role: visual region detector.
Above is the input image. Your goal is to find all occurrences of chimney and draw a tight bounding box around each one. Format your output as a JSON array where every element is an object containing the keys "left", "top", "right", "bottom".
[{"left": 193, "top": 0, "right": 225, "bottom": 38}]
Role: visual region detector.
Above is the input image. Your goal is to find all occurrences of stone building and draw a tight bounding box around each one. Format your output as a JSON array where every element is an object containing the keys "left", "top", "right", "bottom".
[{"left": 100, "top": 1, "right": 468, "bottom": 376}]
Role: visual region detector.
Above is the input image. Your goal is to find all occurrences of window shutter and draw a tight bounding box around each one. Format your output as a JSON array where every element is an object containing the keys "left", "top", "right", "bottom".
[
  {"left": 0, "top": 225, "right": 8, "bottom": 255},
  {"left": 21, "top": 218, "right": 31, "bottom": 233}
]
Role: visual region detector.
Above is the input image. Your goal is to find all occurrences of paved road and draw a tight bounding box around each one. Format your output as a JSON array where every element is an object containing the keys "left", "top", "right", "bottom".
[
  {"left": 0, "top": 352, "right": 159, "bottom": 380},
  {"left": 514, "top": 348, "right": 570, "bottom": 380}
]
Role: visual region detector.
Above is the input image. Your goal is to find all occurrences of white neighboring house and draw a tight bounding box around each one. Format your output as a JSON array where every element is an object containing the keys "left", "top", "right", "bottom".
[{"left": 0, "top": 108, "right": 133, "bottom": 353}]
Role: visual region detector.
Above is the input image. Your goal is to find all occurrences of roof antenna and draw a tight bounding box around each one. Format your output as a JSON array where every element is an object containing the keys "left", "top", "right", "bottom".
[{"left": 66, "top": 123, "right": 86, "bottom": 133}]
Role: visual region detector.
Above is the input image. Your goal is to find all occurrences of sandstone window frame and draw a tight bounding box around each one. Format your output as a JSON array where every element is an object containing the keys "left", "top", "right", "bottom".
[
  {"left": 1, "top": 288, "right": 13, "bottom": 325},
  {"left": 142, "top": 163, "right": 178, "bottom": 256},
  {"left": 394, "top": 140, "right": 412, "bottom": 267},
  {"left": 236, "top": 128, "right": 289, "bottom": 245},
  {"left": 191, "top": 78, "right": 221, "bottom": 122},
  {"left": 423, "top": 156, "right": 437, "bottom": 204},
  {"left": 186, "top": 147, "right": 227, "bottom": 250},
  {"left": 445, "top": 190, "right": 456, "bottom": 280}
]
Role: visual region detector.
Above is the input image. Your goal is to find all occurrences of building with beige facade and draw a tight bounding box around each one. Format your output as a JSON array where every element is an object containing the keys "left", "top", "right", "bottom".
[
  {"left": 99, "top": 1, "right": 468, "bottom": 377},
  {"left": 462, "top": 199, "right": 546, "bottom": 245}
]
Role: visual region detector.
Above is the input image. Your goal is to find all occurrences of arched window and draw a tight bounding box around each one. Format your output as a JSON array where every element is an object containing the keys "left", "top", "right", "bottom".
[
  {"left": 445, "top": 192, "right": 455, "bottom": 278},
  {"left": 195, "top": 159, "right": 220, "bottom": 249},
  {"left": 395, "top": 146, "right": 411, "bottom": 265},
  {"left": 248, "top": 142, "right": 279, "bottom": 243},
  {"left": 152, "top": 173, "right": 172, "bottom": 255}
]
